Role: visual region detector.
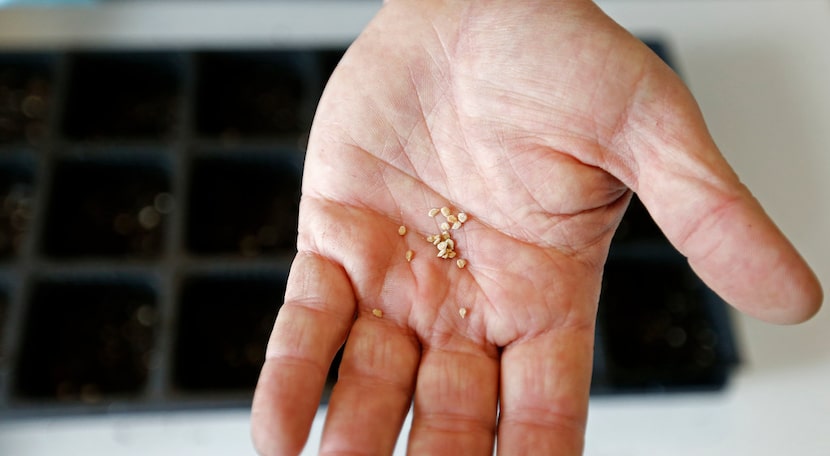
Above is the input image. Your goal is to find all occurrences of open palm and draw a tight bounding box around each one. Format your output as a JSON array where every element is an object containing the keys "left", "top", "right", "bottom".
[{"left": 252, "top": 1, "right": 822, "bottom": 454}]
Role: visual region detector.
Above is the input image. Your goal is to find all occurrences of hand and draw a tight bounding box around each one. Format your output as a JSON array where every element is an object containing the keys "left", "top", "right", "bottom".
[{"left": 252, "top": 0, "right": 822, "bottom": 454}]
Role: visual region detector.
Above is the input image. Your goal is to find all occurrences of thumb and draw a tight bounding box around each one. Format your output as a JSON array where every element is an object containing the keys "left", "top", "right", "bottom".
[{"left": 622, "top": 59, "right": 822, "bottom": 324}]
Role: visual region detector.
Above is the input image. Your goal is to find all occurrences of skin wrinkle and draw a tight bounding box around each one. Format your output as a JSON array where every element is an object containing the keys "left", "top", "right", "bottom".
[
  {"left": 600, "top": 71, "right": 647, "bottom": 189},
  {"left": 674, "top": 192, "right": 745, "bottom": 262},
  {"left": 376, "top": 155, "right": 408, "bottom": 219},
  {"left": 502, "top": 147, "right": 555, "bottom": 240},
  {"left": 498, "top": 147, "right": 629, "bottom": 250},
  {"left": 498, "top": 406, "right": 586, "bottom": 434},
  {"left": 405, "top": 65, "right": 454, "bottom": 192},
  {"left": 381, "top": 123, "right": 420, "bottom": 180},
  {"left": 337, "top": 345, "right": 419, "bottom": 394},
  {"left": 590, "top": 34, "right": 647, "bottom": 134},
  {"left": 505, "top": 310, "right": 598, "bottom": 354},
  {"left": 415, "top": 412, "right": 496, "bottom": 435},
  {"left": 427, "top": 19, "right": 455, "bottom": 81},
  {"left": 262, "top": 351, "right": 330, "bottom": 380},
  {"left": 266, "top": 300, "right": 348, "bottom": 358},
  {"left": 310, "top": 137, "right": 607, "bottom": 258}
]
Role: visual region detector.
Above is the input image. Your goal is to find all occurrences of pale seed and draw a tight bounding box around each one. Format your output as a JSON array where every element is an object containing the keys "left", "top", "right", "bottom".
[
  {"left": 436, "top": 241, "right": 448, "bottom": 251},
  {"left": 446, "top": 214, "right": 458, "bottom": 224},
  {"left": 428, "top": 208, "right": 440, "bottom": 217},
  {"left": 426, "top": 235, "right": 436, "bottom": 243},
  {"left": 406, "top": 250, "right": 414, "bottom": 262},
  {"left": 451, "top": 221, "right": 462, "bottom": 230},
  {"left": 457, "top": 213, "right": 468, "bottom": 223},
  {"left": 440, "top": 207, "right": 451, "bottom": 217},
  {"left": 398, "top": 225, "right": 407, "bottom": 236},
  {"left": 456, "top": 259, "right": 467, "bottom": 269},
  {"left": 441, "top": 231, "right": 450, "bottom": 240},
  {"left": 448, "top": 251, "right": 456, "bottom": 259},
  {"left": 459, "top": 308, "right": 468, "bottom": 319},
  {"left": 440, "top": 222, "right": 450, "bottom": 231},
  {"left": 446, "top": 239, "right": 454, "bottom": 250},
  {"left": 372, "top": 308, "right": 383, "bottom": 318}
]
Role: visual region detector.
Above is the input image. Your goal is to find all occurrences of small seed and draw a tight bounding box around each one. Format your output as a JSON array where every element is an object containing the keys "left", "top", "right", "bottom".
[
  {"left": 428, "top": 208, "right": 440, "bottom": 217},
  {"left": 406, "top": 250, "right": 414, "bottom": 262},
  {"left": 372, "top": 308, "right": 383, "bottom": 318},
  {"left": 445, "top": 239, "right": 454, "bottom": 250},
  {"left": 437, "top": 248, "right": 447, "bottom": 258},
  {"left": 446, "top": 214, "right": 458, "bottom": 224},
  {"left": 456, "top": 258, "right": 467, "bottom": 269},
  {"left": 433, "top": 236, "right": 442, "bottom": 245},
  {"left": 451, "top": 221, "right": 462, "bottom": 230},
  {"left": 426, "top": 235, "right": 435, "bottom": 243},
  {"left": 457, "top": 212, "right": 468, "bottom": 223},
  {"left": 459, "top": 308, "right": 468, "bottom": 319},
  {"left": 440, "top": 222, "right": 450, "bottom": 231},
  {"left": 436, "top": 241, "right": 448, "bottom": 251},
  {"left": 398, "top": 225, "right": 407, "bottom": 236},
  {"left": 440, "top": 207, "right": 451, "bottom": 217},
  {"left": 441, "top": 231, "right": 451, "bottom": 240},
  {"left": 448, "top": 251, "right": 456, "bottom": 259}
]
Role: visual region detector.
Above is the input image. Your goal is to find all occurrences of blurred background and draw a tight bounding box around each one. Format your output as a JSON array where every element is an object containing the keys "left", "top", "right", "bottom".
[{"left": 0, "top": 1, "right": 828, "bottom": 455}]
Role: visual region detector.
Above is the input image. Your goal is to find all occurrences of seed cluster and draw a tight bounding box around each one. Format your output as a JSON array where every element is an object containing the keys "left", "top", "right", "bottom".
[
  {"left": 395, "top": 206, "right": 471, "bottom": 320},
  {"left": 427, "top": 207, "right": 468, "bottom": 268}
]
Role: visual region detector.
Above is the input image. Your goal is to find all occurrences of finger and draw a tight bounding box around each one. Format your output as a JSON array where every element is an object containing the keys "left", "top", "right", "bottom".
[
  {"left": 643, "top": 166, "right": 821, "bottom": 324},
  {"left": 251, "top": 252, "right": 355, "bottom": 456},
  {"left": 623, "top": 65, "right": 822, "bottom": 324},
  {"left": 497, "top": 324, "right": 595, "bottom": 455},
  {"left": 319, "top": 313, "right": 420, "bottom": 454},
  {"left": 407, "top": 341, "right": 500, "bottom": 455}
]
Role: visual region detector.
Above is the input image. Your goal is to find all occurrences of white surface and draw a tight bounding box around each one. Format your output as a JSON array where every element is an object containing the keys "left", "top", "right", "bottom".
[{"left": 0, "top": 1, "right": 828, "bottom": 454}]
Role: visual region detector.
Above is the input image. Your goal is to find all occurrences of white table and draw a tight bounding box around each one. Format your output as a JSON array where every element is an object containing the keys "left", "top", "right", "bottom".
[{"left": 0, "top": 1, "right": 828, "bottom": 454}]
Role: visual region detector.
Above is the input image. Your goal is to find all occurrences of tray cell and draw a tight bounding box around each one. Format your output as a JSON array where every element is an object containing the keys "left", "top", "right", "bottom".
[{"left": 14, "top": 279, "right": 157, "bottom": 402}]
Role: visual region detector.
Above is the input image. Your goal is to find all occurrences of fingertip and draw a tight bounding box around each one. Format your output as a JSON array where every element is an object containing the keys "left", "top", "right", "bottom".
[
  {"left": 765, "top": 267, "right": 823, "bottom": 325},
  {"left": 684, "top": 201, "right": 824, "bottom": 326}
]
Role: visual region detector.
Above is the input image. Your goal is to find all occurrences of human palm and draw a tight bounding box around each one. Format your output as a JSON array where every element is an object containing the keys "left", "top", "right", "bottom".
[{"left": 253, "top": 1, "right": 822, "bottom": 455}]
